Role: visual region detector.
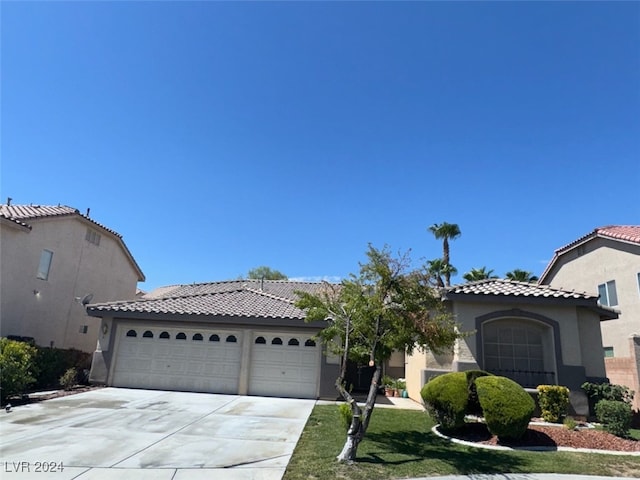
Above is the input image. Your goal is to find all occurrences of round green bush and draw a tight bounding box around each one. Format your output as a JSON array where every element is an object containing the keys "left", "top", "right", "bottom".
[
  {"left": 595, "top": 400, "right": 632, "bottom": 438},
  {"left": 421, "top": 372, "right": 469, "bottom": 429},
  {"left": 476, "top": 376, "right": 535, "bottom": 440}
]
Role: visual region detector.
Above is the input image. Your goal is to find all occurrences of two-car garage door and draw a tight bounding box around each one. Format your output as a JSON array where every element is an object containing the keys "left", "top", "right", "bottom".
[{"left": 111, "top": 325, "right": 320, "bottom": 398}]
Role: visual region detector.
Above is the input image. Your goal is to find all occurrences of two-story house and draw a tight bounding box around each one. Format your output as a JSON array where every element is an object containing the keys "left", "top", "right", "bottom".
[
  {"left": 0, "top": 203, "right": 145, "bottom": 353},
  {"left": 539, "top": 225, "right": 640, "bottom": 409}
]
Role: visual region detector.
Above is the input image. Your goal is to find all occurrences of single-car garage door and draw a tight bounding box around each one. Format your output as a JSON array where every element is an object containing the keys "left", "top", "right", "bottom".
[
  {"left": 112, "top": 326, "right": 242, "bottom": 394},
  {"left": 248, "top": 332, "right": 320, "bottom": 398}
]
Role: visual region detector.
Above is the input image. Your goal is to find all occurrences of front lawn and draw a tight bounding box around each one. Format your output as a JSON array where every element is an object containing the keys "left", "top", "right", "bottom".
[{"left": 283, "top": 405, "right": 640, "bottom": 480}]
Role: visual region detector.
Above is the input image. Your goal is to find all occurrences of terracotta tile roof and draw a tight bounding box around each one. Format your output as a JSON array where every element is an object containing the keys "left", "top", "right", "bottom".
[
  {"left": 0, "top": 204, "right": 121, "bottom": 237},
  {"left": 553, "top": 225, "right": 640, "bottom": 254},
  {"left": 1, "top": 203, "right": 144, "bottom": 281},
  {"left": 88, "top": 280, "right": 333, "bottom": 320},
  {"left": 445, "top": 279, "right": 597, "bottom": 300},
  {"left": 539, "top": 225, "right": 640, "bottom": 283}
]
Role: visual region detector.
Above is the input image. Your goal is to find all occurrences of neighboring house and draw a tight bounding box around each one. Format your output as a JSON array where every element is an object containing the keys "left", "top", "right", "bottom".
[
  {"left": 0, "top": 203, "right": 145, "bottom": 353},
  {"left": 405, "top": 279, "right": 617, "bottom": 415},
  {"left": 87, "top": 280, "right": 341, "bottom": 399},
  {"left": 539, "top": 225, "right": 640, "bottom": 410}
]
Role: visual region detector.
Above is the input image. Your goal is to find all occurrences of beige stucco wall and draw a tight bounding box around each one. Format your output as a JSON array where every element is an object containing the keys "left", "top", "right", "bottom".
[
  {"left": 543, "top": 238, "right": 640, "bottom": 356},
  {"left": 405, "top": 299, "right": 607, "bottom": 403},
  {"left": 0, "top": 216, "right": 141, "bottom": 352}
]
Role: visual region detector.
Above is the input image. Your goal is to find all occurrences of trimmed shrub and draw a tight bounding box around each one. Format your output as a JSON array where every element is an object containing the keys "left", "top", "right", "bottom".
[
  {"left": 59, "top": 368, "right": 78, "bottom": 391},
  {"left": 0, "top": 338, "right": 38, "bottom": 402},
  {"left": 537, "top": 385, "right": 570, "bottom": 423},
  {"left": 582, "top": 381, "right": 634, "bottom": 417},
  {"left": 421, "top": 372, "right": 468, "bottom": 429},
  {"left": 595, "top": 400, "right": 632, "bottom": 438},
  {"left": 476, "top": 376, "right": 535, "bottom": 440},
  {"left": 338, "top": 403, "right": 353, "bottom": 432},
  {"left": 33, "top": 347, "right": 92, "bottom": 390}
]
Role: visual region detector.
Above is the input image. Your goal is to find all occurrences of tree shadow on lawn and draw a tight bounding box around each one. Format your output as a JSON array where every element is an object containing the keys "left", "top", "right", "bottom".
[{"left": 362, "top": 429, "right": 529, "bottom": 474}]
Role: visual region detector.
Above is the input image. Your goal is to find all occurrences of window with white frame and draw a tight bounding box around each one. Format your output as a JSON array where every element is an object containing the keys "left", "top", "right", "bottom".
[
  {"left": 604, "top": 346, "right": 614, "bottom": 358},
  {"left": 36, "top": 250, "right": 53, "bottom": 280},
  {"left": 598, "top": 280, "right": 618, "bottom": 307}
]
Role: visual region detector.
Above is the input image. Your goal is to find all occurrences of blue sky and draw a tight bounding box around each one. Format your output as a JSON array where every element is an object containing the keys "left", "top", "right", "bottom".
[{"left": 2, "top": 1, "right": 639, "bottom": 291}]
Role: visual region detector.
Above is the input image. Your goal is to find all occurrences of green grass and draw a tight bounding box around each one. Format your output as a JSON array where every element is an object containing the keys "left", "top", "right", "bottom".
[
  {"left": 630, "top": 428, "right": 640, "bottom": 441},
  {"left": 283, "top": 405, "right": 640, "bottom": 480}
]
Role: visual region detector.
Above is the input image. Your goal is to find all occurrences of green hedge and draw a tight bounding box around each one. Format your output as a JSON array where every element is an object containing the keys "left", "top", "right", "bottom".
[
  {"left": 595, "top": 400, "right": 632, "bottom": 438},
  {"left": 476, "top": 376, "right": 535, "bottom": 440},
  {"left": 33, "top": 347, "right": 92, "bottom": 390},
  {"left": 421, "top": 372, "right": 468, "bottom": 429},
  {"left": 0, "top": 338, "right": 38, "bottom": 402},
  {"left": 537, "top": 385, "right": 570, "bottom": 423}
]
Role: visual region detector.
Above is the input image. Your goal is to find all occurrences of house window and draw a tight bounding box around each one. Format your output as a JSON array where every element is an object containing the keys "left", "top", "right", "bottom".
[
  {"left": 604, "top": 347, "right": 614, "bottom": 358},
  {"left": 637, "top": 273, "right": 640, "bottom": 297},
  {"left": 79, "top": 325, "right": 88, "bottom": 334},
  {"left": 36, "top": 250, "right": 53, "bottom": 280},
  {"left": 598, "top": 280, "right": 618, "bottom": 307},
  {"left": 85, "top": 228, "right": 101, "bottom": 246},
  {"left": 483, "top": 319, "right": 555, "bottom": 387}
]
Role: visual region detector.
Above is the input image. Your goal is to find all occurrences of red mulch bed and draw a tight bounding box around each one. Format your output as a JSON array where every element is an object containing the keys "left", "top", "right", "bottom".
[
  {"left": 442, "top": 422, "right": 640, "bottom": 453},
  {"left": 5, "top": 385, "right": 103, "bottom": 407}
]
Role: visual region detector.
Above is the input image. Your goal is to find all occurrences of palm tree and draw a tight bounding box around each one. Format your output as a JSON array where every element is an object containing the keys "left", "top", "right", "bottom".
[
  {"left": 428, "top": 222, "right": 461, "bottom": 287},
  {"left": 427, "top": 258, "right": 458, "bottom": 288},
  {"left": 463, "top": 267, "right": 498, "bottom": 282},
  {"left": 505, "top": 269, "right": 539, "bottom": 283}
]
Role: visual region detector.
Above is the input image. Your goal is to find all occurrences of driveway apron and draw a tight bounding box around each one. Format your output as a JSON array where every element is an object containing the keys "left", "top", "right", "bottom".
[{"left": 0, "top": 388, "right": 315, "bottom": 479}]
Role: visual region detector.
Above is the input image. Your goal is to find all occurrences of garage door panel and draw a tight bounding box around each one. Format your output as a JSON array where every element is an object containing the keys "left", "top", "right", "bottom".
[
  {"left": 112, "top": 327, "right": 241, "bottom": 394},
  {"left": 249, "top": 333, "right": 319, "bottom": 399}
]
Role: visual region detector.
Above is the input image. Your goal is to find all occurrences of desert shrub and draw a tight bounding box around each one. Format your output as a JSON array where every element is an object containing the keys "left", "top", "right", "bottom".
[
  {"left": 537, "top": 385, "right": 570, "bottom": 423},
  {"left": 595, "top": 400, "right": 632, "bottom": 438},
  {"left": 338, "top": 403, "right": 353, "bottom": 431},
  {"left": 476, "top": 376, "right": 535, "bottom": 440},
  {"left": 563, "top": 417, "right": 578, "bottom": 430},
  {"left": 59, "top": 368, "right": 78, "bottom": 391},
  {"left": 421, "top": 372, "right": 468, "bottom": 429},
  {"left": 0, "top": 338, "right": 38, "bottom": 402},
  {"left": 33, "top": 347, "right": 92, "bottom": 390}
]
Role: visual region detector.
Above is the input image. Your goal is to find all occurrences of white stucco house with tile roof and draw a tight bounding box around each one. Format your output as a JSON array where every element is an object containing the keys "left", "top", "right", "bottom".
[
  {"left": 539, "top": 225, "right": 640, "bottom": 409},
  {"left": 405, "top": 279, "right": 617, "bottom": 415},
  {"left": 87, "top": 279, "right": 341, "bottom": 399},
  {"left": 0, "top": 203, "right": 145, "bottom": 352}
]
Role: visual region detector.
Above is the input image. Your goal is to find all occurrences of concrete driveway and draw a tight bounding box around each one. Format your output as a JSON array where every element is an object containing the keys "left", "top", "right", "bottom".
[{"left": 0, "top": 388, "right": 316, "bottom": 479}]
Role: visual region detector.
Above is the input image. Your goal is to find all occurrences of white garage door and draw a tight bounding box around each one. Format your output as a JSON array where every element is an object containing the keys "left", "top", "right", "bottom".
[
  {"left": 249, "top": 332, "right": 320, "bottom": 398},
  {"left": 112, "top": 326, "right": 242, "bottom": 394}
]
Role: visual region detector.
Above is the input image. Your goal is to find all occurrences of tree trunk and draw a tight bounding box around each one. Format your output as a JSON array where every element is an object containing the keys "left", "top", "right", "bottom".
[{"left": 336, "top": 365, "right": 382, "bottom": 463}]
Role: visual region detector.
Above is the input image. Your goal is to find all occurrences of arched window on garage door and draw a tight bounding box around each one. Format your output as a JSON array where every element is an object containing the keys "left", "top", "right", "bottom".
[
  {"left": 209, "top": 334, "right": 220, "bottom": 342},
  {"left": 176, "top": 332, "right": 187, "bottom": 340},
  {"left": 193, "top": 333, "right": 203, "bottom": 341},
  {"left": 159, "top": 331, "right": 170, "bottom": 339},
  {"left": 272, "top": 337, "right": 283, "bottom": 345},
  {"left": 226, "top": 335, "right": 237, "bottom": 343},
  {"left": 305, "top": 339, "right": 316, "bottom": 347},
  {"left": 288, "top": 338, "right": 300, "bottom": 346},
  {"left": 255, "top": 336, "right": 266, "bottom": 344},
  {"left": 126, "top": 329, "right": 137, "bottom": 337},
  {"left": 143, "top": 330, "right": 153, "bottom": 338},
  {"left": 482, "top": 318, "right": 556, "bottom": 387}
]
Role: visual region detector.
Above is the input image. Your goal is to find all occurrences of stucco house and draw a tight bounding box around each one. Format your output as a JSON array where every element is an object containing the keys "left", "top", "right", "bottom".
[
  {"left": 539, "top": 225, "right": 640, "bottom": 409},
  {"left": 0, "top": 203, "right": 145, "bottom": 353},
  {"left": 405, "top": 279, "right": 617, "bottom": 415},
  {"left": 87, "top": 280, "right": 341, "bottom": 399}
]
